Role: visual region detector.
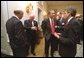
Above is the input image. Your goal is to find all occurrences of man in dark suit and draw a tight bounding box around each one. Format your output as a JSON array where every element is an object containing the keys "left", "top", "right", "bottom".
[
  {"left": 24, "top": 14, "right": 38, "bottom": 56},
  {"left": 75, "top": 14, "right": 83, "bottom": 41},
  {"left": 41, "top": 10, "right": 59, "bottom": 57},
  {"left": 55, "top": 11, "right": 65, "bottom": 33},
  {"left": 6, "top": 10, "right": 28, "bottom": 57},
  {"left": 54, "top": 7, "right": 81, "bottom": 57}
]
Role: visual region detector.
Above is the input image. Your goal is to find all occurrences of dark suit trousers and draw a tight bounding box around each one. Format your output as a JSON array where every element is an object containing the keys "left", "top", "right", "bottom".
[
  {"left": 12, "top": 46, "right": 28, "bottom": 57},
  {"left": 28, "top": 38, "right": 36, "bottom": 54},
  {"left": 45, "top": 34, "right": 59, "bottom": 57},
  {"left": 27, "top": 34, "right": 37, "bottom": 54}
]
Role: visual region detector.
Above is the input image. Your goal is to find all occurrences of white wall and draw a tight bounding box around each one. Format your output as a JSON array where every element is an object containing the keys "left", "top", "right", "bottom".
[
  {"left": 1, "top": 1, "right": 13, "bottom": 55},
  {"left": 7, "top": 1, "right": 38, "bottom": 25},
  {"left": 1, "top": 1, "right": 39, "bottom": 55}
]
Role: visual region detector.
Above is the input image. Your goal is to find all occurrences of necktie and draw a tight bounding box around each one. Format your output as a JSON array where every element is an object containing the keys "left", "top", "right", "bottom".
[
  {"left": 32, "top": 21, "right": 34, "bottom": 27},
  {"left": 50, "top": 19, "right": 55, "bottom": 34}
]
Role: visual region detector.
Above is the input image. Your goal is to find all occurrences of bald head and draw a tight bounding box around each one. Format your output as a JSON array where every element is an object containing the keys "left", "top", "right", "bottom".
[
  {"left": 76, "top": 14, "right": 81, "bottom": 18},
  {"left": 29, "top": 14, "right": 35, "bottom": 21},
  {"left": 14, "top": 10, "right": 23, "bottom": 19}
]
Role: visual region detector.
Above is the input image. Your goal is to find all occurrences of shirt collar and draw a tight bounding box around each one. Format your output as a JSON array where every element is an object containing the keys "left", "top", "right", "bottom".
[
  {"left": 49, "top": 17, "right": 53, "bottom": 22},
  {"left": 14, "top": 15, "right": 19, "bottom": 19},
  {"left": 67, "top": 17, "right": 73, "bottom": 23},
  {"left": 49, "top": 17, "right": 52, "bottom": 23}
]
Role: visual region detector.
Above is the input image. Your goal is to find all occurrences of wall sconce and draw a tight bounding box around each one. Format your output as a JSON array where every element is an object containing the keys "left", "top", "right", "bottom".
[
  {"left": 26, "top": 3, "right": 33, "bottom": 13},
  {"left": 42, "top": 11, "right": 48, "bottom": 19},
  {"left": 42, "top": 11, "right": 47, "bottom": 16}
]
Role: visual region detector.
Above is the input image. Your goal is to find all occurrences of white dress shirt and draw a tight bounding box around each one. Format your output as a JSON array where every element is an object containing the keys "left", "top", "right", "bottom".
[{"left": 32, "top": 21, "right": 34, "bottom": 27}]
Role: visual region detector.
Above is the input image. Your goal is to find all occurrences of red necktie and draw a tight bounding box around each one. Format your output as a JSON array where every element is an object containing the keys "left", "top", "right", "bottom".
[{"left": 50, "top": 19, "right": 55, "bottom": 34}]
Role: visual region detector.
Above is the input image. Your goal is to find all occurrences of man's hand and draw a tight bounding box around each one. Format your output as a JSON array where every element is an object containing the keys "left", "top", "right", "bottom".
[
  {"left": 53, "top": 32, "right": 60, "bottom": 39},
  {"left": 57, "top": 33, "right": 61, "bottom": 35},
  {"left": 31, "top": 26, "right": 37, "bottom": 31},
  {"left": 55, "top": 26, "right": 58, "bottom": 28}
]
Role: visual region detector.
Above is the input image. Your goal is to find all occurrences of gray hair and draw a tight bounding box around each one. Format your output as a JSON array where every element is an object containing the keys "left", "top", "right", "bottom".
[{"left": 65, "top": 6, "right": 77, "bottom": 17}]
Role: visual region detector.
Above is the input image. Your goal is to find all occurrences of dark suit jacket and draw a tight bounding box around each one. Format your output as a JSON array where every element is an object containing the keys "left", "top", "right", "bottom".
[
  {"left": 24, "top": 19, "right": 38, "bottom": 41},
  {"left": 6, "top": 16, "right": 27, "bottom": 50},
  {"left": 58, "top": 17, "right": 80, "bottom": 57},
  {"left": 41, "top": 18, "right": 57, "bottom": 40},
  {"left": 55, "top": 18, "right": 65, "bottom": 33},
  {"left": 77, "top": 19, "right": 83, "bottom": 40}
]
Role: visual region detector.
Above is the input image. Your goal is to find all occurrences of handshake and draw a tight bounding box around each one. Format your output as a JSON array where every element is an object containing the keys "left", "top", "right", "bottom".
[{"left": 31, "top": 26, "right": 37, "bottom": 31}]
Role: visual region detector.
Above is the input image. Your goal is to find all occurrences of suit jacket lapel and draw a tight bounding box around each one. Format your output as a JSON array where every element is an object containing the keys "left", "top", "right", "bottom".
[
  {"left": 29, "top": 20, "right": 32, "bottom": 27},
  {"left": 47, "top": 18, "right": 51, "bottom": 29}
]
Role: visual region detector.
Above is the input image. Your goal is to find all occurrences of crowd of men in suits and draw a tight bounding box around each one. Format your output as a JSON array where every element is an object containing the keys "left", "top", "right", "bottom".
[{"left": 6, "top": 6, "right": 83, "bottom": 57}]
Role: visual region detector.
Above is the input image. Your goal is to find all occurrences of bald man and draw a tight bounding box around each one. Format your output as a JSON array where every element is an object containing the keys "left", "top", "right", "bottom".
[
  {"left": 6, "top": 10, "right": 28, "bottom": 57},
  {"left": 24, "top": 14, "right": 38, "bottom": 56}
]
